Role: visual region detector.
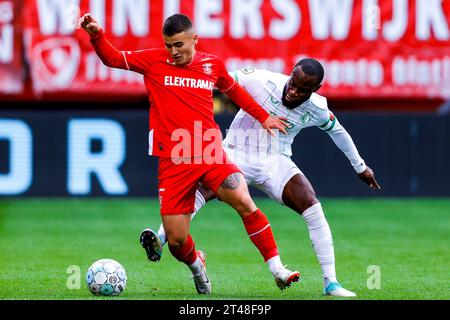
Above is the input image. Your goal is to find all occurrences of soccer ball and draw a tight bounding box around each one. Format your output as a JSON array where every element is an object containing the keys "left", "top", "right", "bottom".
[{"left": 86, "top": 259, "right": 127, "bottom": 296}]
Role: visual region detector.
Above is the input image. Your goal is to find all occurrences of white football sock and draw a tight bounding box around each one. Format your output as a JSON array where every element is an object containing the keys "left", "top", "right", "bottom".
[
  {"left": 302, "top": 203, "right": 337, "bottom": 288},
  {"left": 266, "top": 255, "right": 283, "bottom": 274},
  {"left": 192, "top": 189, "right": 206, "bottom": 219},
  {"left": 157, "top": 189, "right": 206, "bottom": 246},
  {"left": 157, "top": 223, "right": 167, "bottom": 245},
  {"left": 188, "top": 255, "right": 204, "bottom": 275}
]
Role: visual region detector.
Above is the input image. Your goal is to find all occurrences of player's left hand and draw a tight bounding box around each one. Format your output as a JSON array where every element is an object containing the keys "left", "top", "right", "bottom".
[
  {"left": 358, "top": 166, "right": 381, "bottom": 189},
  {"left": 262, "top": 115, "right": 289, "bottom": 136}
]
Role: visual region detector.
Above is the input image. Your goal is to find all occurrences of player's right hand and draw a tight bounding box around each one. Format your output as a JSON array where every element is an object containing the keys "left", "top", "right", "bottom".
[
  {"left": 358, "top": 166, "right": 381, "bottom": 189},
  {"left": 79, "top": 13, "right": 101, "bottom": 35},
  {"left": 262, "top": 115, "right": 289, "bottom": 136}
]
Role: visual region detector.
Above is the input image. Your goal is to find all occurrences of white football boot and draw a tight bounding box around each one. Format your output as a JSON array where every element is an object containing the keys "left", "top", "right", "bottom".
[
  {"left": 273, "top": 266, "right": 300, "bottom": 290},
  {"left": 192, "top": 250, "right": 211, "bottom": 294}
]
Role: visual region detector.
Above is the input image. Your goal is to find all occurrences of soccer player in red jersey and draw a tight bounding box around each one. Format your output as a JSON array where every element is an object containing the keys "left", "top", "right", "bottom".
[{"left": 79, "top": 13, "right": 300, "bottom": 294}]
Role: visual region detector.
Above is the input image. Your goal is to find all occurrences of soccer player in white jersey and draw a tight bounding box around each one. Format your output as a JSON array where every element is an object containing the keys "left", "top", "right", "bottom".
[{"left": 140, "top": 58, "right": 381, "bottom": 297}]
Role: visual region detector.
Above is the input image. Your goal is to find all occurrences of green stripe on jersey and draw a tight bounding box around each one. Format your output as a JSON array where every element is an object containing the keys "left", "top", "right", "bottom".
[
  {"left": 319, "top": 117, "right": 336, "bottom": 131},
  {"left": 232, "top": 72, "right": 239, "bottom": 83},
  {"left": 319, "top": 121, "right": 327, "bottom": 128}
]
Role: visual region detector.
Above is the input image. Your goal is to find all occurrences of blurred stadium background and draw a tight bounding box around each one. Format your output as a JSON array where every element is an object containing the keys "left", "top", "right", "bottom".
[{"left": 0, "top": 0, "right": 449, "bottom": 300}]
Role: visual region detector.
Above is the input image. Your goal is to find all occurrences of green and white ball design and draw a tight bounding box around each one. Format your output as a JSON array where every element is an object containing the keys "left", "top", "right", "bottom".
[{"left": 86, "top": 259, "right": 127, "bottom": 296}]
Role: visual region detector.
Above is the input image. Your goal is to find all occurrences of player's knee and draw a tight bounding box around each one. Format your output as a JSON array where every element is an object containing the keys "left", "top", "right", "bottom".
[
  {"left": 301, "top": 196, "right": 320, "bottom": 213},
  {"left": 231, "top": 193, "right": 254, "bottom": 214},
  {"left": 291, "top": 190, "right": 318, "bottom": 213},
  {"left": 167, "top": 234, "right": 187, "bottom": 250},
  {"left": 287, "top": 190, "right": 318, "bottom": 213}
]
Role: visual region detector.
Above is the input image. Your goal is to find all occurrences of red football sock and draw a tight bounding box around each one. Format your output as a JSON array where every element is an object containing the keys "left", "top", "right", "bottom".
[
  {"left": 242, "top": 209, "right": 279, "bottom": 262},
  {"left": 168, "top": 234, "right": 198, "bottom": 265}
]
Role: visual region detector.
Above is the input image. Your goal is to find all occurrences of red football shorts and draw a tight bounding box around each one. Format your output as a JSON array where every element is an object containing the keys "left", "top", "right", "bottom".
[{"left": 157, "top": 153, "right": 241, "bottom": 215}]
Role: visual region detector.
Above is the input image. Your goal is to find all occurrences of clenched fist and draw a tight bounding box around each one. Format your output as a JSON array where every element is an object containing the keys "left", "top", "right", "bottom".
[{"left": 79, "top": 13, "right": 101, "bottom": 36}]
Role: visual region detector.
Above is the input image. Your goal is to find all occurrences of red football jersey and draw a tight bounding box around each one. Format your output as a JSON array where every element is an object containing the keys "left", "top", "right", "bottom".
[
  {"left": 89, "top": 30, "right": 269, "bottom": 159},
  {"left": 123, "top": 49, "right": 232, "bottom": 157}
]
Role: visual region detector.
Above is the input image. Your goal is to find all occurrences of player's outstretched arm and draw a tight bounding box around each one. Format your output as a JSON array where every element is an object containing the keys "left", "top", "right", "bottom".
[
  {"left": 79, "top": 13, "right": 128, "bottom": 69},
  {"left": 358, "top": 166, "right": 381, "bottom": 189},
  {"left": 322, "top": 117, "right": 381, "bottom": 190}
]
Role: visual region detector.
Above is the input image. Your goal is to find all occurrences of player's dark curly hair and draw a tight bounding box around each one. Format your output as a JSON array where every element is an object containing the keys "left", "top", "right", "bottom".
[
  {"left": 163, "top": 14, "right": 193, "bottom": 36},
  {"left": 295, "top": 58, "right": 324, "bottom": 85}
]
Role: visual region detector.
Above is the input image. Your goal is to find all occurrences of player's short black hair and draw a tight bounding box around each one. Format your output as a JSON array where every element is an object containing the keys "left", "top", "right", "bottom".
[
  {"left": 295, "top": 58, "right": 324, "bottom": 85},
  {"left": 162, "top": 14, "right": 193, "bottom": 36}
]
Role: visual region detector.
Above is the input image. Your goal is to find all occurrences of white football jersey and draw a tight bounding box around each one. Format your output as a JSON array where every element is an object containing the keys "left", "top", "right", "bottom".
[{"left": 223, "top": 67, "right": 336, "bottom": 158}]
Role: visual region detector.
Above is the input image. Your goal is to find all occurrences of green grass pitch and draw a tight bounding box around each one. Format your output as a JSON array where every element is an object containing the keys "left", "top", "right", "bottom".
[{"left": 0, "top": 198, "right": 448, "bottom": 300}]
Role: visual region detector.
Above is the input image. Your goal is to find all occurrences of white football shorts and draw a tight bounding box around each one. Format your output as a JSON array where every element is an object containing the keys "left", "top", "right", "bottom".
[{"left": 224, "top": 146, "right": 303, "bottom": 204}]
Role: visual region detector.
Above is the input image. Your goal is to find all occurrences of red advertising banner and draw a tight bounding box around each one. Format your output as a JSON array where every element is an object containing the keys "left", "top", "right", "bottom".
[
  {"left": 14, "top": 0, "right": 450, "bottom": 100},
  {"left": 0, "top": 0, "right": 24, "bottom": 95}
]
